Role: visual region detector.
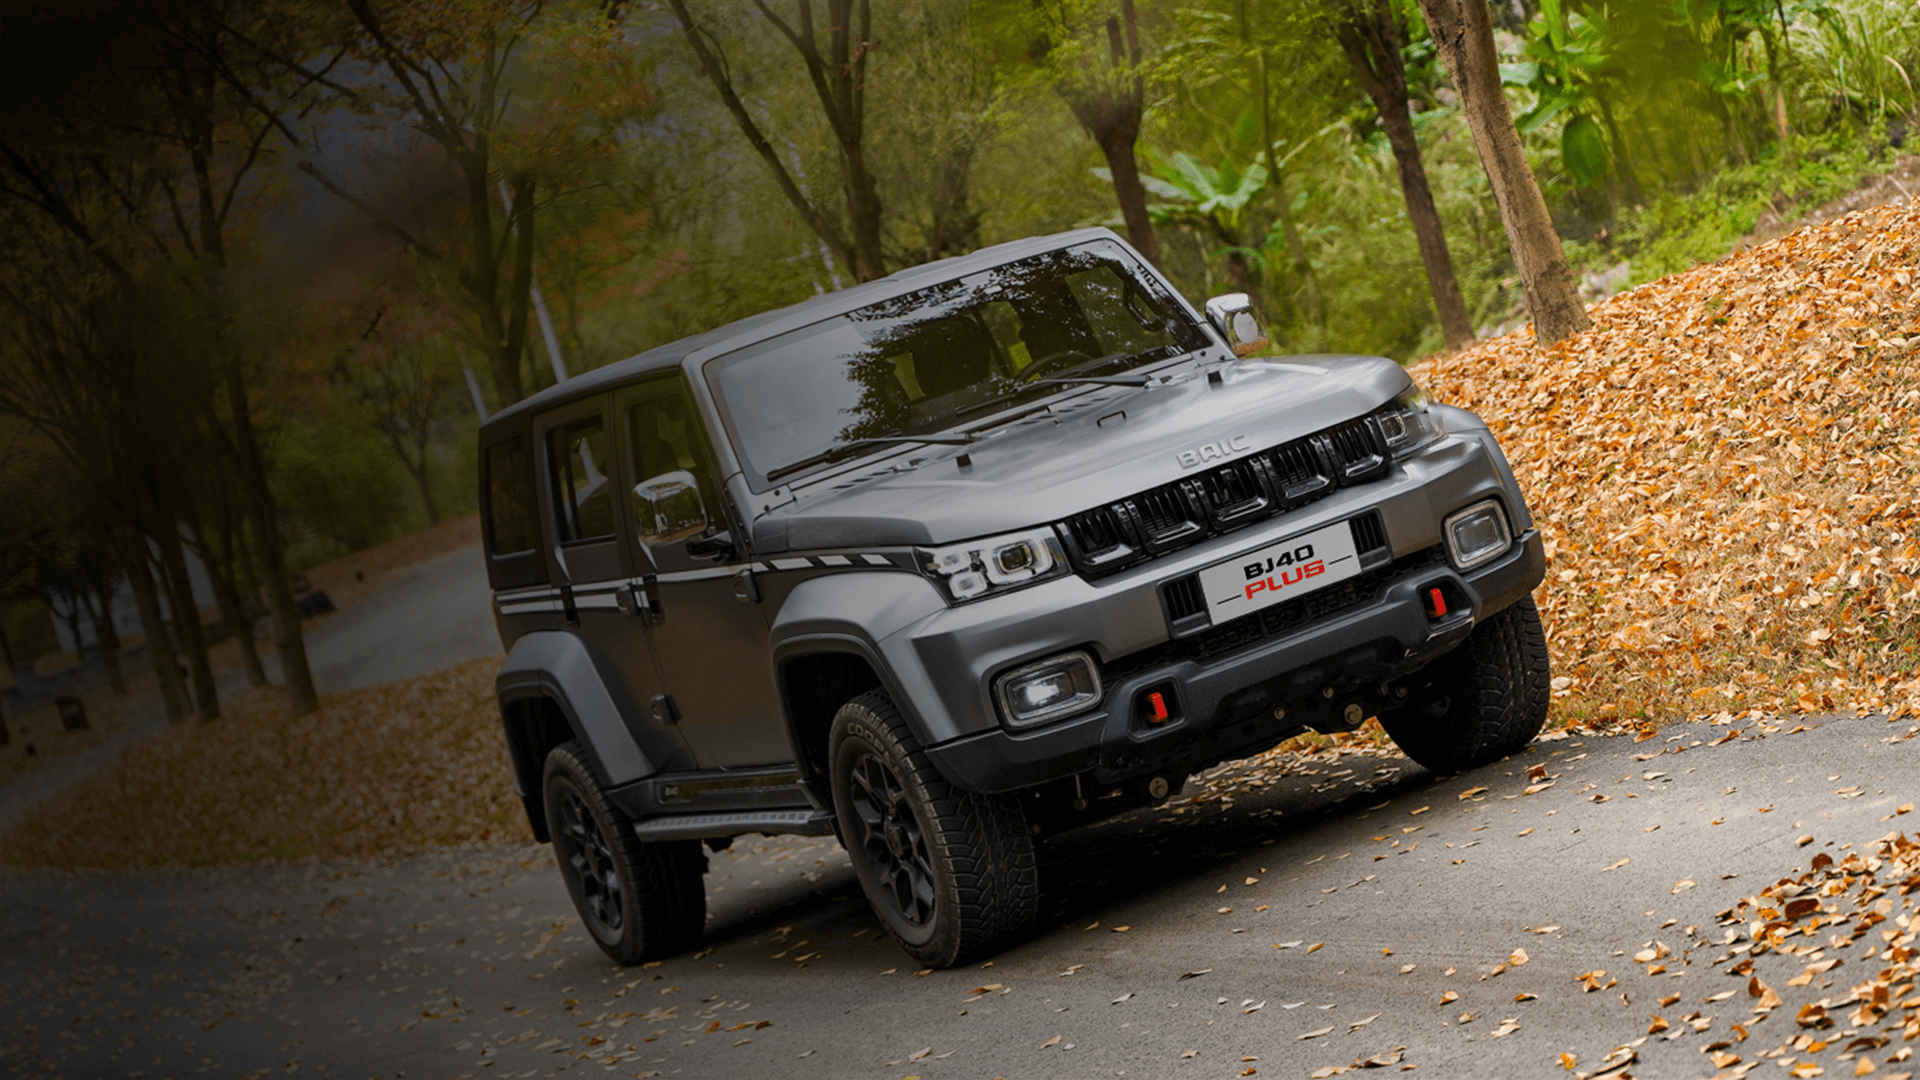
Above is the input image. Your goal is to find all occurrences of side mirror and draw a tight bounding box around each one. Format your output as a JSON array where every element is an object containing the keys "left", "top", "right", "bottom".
[
  {"left": 631, "top": 470, "right": 708, "bottom": 547},
  {"left": 1203, "top": 293, "right": 1270, "bottom": 357}
]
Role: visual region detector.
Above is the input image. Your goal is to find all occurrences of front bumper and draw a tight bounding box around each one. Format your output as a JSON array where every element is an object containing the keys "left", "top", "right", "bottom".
[{"left": 923, "top": 527, "right": 1542, "bottom": 793}]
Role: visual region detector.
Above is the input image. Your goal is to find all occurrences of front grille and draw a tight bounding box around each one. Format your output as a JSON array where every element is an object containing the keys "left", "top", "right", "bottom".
[
  {"left": 1161, "top": 575, "right": 1205, "bottom": 622},
  {"left": 1056, "top": 413, "right": 1392, "bottom": 577},
  {"left": 1109, "top": 544, "right": 1446, "bottom": 678}
]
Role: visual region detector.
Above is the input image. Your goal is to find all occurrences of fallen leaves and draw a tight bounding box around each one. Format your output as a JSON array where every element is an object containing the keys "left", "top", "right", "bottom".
[
  {"left": 1417, "top": 198, "right": 1920, "bottom": 730},
  {"left": 1602, "top": 858, "right": 1631, "bottom": 872},
  {"left": 0, "top": 657, "right": 530, "bottom": 868}
]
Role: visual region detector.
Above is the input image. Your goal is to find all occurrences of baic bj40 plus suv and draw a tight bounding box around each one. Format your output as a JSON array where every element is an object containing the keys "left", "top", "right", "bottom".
[{"left": 478, "top": 227, "right": 1549, "bottom": 968}]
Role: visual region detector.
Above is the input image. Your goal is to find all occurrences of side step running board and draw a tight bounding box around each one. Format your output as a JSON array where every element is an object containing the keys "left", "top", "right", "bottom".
[{"left": 631, "top": 808, "right": 834, "bottom": 842}]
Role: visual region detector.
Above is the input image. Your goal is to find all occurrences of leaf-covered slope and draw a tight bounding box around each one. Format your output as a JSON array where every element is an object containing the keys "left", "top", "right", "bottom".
[{"left": 1420, "top": 200, "right": 1920, "bottom": 726}]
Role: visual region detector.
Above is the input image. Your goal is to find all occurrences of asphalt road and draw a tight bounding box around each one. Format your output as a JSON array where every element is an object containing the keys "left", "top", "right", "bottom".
[
  {"left": 0, "top": 545, "right": 503, "bottom": 836},
  {"left": 3, "top": 704, "right": 1916, "bottom": 1079}
]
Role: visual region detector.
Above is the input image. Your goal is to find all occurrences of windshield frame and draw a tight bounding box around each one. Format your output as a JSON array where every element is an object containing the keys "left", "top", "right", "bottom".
[{"left": 700, "top": 238, "right": 1211, "bottom": 492}]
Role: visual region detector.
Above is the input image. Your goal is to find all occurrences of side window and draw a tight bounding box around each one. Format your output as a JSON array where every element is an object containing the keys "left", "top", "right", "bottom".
[
  {"left": 627, "top": 382, "right": 722, "bottom": 546},
  {"left": 549, "top": 418, "right": 614, "bottom": 543},
  {"left": 486, "top": 437, "right": 536, "bottom": 555}
]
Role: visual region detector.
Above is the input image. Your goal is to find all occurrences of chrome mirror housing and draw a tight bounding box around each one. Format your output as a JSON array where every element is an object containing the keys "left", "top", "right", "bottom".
[
  {"left": 632, "top": 470, "right": 708, "bottom": 547},
  {"left": 1203, "top": 293, "right": 1269, "bottom": 357}
]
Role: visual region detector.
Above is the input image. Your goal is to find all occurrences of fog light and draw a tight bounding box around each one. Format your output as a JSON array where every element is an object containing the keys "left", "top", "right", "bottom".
[
  {"left": 1444, "top": 499, "right": 1511, "bottom": 570},
  {"left": 993, "top": 651, "right": 1102, "bottom": 728}
]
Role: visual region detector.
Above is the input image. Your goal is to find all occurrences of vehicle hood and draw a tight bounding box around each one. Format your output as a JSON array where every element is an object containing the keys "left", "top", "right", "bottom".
[{"left": 754, "top": 355, "right": 1413, "bottom": 552}]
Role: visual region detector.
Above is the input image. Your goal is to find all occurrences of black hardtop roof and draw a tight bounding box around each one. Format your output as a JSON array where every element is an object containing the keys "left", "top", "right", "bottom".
[{"left": 480, "top": 227, "right": 1127, "bottom": 437}]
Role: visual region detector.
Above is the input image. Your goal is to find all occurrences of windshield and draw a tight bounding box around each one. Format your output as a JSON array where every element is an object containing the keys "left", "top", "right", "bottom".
[{"left": 704, "top": 241, "right": 1209, "bottom": 489}]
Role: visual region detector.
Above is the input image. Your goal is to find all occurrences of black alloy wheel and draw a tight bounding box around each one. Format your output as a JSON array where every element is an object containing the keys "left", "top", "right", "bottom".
[
  {"left": 827, "top": 689, "right": 1039, "bottom": 967},
  {"left": 554, "top": 783, "right": 624, "bottom": 935},
  {"left": 542, "top": 741, "right": 707, "bottom": 965},
  {"left": 845, "top": 749, "right": 938, "bottom": 927}
]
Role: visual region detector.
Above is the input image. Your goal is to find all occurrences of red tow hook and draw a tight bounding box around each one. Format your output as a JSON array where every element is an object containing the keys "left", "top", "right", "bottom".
[{"left": 1424, "top": 587, "right": 1448, "bottom": 619}]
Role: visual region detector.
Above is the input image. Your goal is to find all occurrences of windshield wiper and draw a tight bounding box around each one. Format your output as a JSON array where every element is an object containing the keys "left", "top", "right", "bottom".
[
  {"left": 766, "top": 433, "right": 977, "bottom": 484},
  {"left": 955, "top": 374, "right": 1155, "bottom": 417}
]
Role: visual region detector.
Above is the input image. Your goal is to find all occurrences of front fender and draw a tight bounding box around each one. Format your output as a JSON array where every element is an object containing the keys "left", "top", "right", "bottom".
[
  {"left": 1433, "top": 404, "right": 1535, "bottom": 535},
  {"left": 768, "top": 569, "right": 956, "bottom": 747},
  {"left": 496, "top": 631, "right": 657, "bottom": 788}
]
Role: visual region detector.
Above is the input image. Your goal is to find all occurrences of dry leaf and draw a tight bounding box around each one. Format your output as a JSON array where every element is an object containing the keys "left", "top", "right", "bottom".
[
  {"left": 1603, "top": 858, "right": 1631, "bottom": 872},
  {"left": 1298, "top": 1026, "right": 1335, "bottom": 1040}
]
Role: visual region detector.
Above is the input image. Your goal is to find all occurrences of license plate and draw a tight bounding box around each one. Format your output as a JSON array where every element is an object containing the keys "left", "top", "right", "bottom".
[{"left": 1195, "top": 520, "right": 1362, "bottom": 625}]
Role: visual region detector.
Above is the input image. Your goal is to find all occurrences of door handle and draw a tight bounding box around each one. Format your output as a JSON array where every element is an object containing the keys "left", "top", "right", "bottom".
[{"left": 650, "top": 693, "right": 681, "bottom": 725}]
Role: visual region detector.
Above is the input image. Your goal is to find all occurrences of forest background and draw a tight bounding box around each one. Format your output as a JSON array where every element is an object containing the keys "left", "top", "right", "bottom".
[{"left": 2, "top": 0, "right": 1917, "bottom": 723}]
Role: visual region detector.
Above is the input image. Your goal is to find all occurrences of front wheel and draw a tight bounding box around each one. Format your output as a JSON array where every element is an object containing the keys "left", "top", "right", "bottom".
[
  {"left": 829, "top": 690, "right": 1038, "bottom": 967},
  {"left": 1378, "top": 595, "right": 1552, "bottom": 774},
  {"left": 543, "top": 742, "right": 706, "bottom": 964}
]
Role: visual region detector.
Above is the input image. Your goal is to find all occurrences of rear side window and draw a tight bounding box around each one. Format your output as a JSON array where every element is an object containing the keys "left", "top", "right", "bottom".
[
  {"left": 549, "top": 418, "right": 615, "bottom": 542},
  {"left": 486, "top": 437, "right": 536, "bottom": 555}
]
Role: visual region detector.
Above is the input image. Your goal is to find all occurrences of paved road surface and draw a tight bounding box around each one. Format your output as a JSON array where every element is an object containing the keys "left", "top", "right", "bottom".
[
  {"left": 3, "top": 703, "right": 1915, "bottom": 1078},
  {"left": 265, "top": 544, "right": 502, "bottom": 694},
  {"left": 0, "top": 545, "right": 501, "bottom": 835}
]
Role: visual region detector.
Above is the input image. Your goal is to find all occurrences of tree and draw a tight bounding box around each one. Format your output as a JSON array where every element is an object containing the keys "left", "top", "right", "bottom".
[
  {"left": 1337, "top": 0, "right": 1476, "bottom": 350},
  {"left": 1415, "top": 0, "right": 1590, "bottom": 344},
  {"left": 0, "top": 0, "right": 331, "bottom": 715},
  {"left": 664, "top": 0, "right": 887, "bottom": 282},
  {"left": 331, "top": 298, "right": 459, "bottom": 525},
  {"left": 1030, "top": 0, "right": 1161, "bottom": 267}
]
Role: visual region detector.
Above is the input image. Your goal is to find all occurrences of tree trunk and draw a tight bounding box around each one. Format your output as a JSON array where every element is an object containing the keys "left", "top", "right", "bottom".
[
  {"left": 155, "top": 521, "right": 218, "bottom": 719},
  {"left": 230, "top": 364, "right": 318, "bottom": 715},
  {"left": 411, "top": 461, "right": 440, "bottom": 526},
  {"left": 190, "top": 523, "right": 268, "bottom": 688},
  {"left": 1095, "top": 127, "right": 1159, "bottom": 266},
  {"left": 1416, "top": 0, "right": 1590, "bottom": 345},
  {"left": 1338, "top": 0, "right": 1475, "bottom": 350},
  {"left": 119, "top": 531, "right": 190, "bottom": 723},
  {"left": 82, "top": 582, "right": 126, "bottom": 696},
  {"left": 1063, "top": 0, "right": 1160, "bottom": 268}
]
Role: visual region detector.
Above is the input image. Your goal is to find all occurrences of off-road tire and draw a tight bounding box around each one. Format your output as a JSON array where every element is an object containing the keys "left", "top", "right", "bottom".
[
  {"left": 828, "top": 689, "right": 1039, "bottom": 967},
  {"left": 1378, "top": 596, "right": 1551, "bottom": 774},
  {"left": 543, "top": 741, "right": 706, "bottom": 965}
]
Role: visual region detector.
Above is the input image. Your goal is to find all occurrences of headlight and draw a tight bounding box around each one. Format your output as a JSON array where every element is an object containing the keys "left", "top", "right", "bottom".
[
  {"left": 919, "top": 528, "right": 1068, "bottom": 602},
  {"left": 993, "top": 650, "right": 1102, "bottom": 728},
  {"left": 1375, "top": 386, "right": 1446, "bottom": 458},
  {"left": 1444, "top": 499, "right": 1512, "bottom": 570}
]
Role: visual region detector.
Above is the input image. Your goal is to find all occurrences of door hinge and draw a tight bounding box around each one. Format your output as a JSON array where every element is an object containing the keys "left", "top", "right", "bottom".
[
  {"left": 650, "top": 693, "right": 682, "bottom": 725},
  {"left": 617, "top": 577, "right": 665, "bottom": 623}
]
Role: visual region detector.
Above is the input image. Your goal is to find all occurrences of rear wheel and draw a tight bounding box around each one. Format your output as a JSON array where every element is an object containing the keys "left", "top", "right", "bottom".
[
  {"left": 1378, "top": 596, "right": 1551, "bottom": 774},
  {"left": 543, "top": 742, "right": 706, "bottom": 964},
  {"left": 828, "top": 689, "right": 1038, "bottom": 967}
]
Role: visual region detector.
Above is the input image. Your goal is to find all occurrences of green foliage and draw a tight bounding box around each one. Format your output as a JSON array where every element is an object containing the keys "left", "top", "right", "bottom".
[
  {"left": 1567, "top": 124, "right": 1893, "bottom": 286},
  {"left": 1561, "top": 115, "right": 1609, "bottom": 186},
  {"left": 272, "top": 421, "right": 407, "bottom": 564}
]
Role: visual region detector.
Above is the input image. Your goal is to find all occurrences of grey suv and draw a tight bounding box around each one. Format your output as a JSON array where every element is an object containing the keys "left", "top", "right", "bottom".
[{"left": 478, "top": 228, "right": 1549, "bottom": 968}]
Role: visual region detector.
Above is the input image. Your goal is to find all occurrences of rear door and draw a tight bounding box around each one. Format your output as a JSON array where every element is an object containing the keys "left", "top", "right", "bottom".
[
  {"left": 534, "top": 395, "right": 693, "bottom": 773},
  {"left": 614, "top": 374, "right": 792, "bottom": 768}
]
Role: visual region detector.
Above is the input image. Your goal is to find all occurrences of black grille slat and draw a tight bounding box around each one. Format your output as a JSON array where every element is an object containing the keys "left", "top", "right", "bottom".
[
  {"left": 1068, "top": 507, "right": 1124, "bottom": 557},
  {"left": 1350, "top": 512, "right": 1388, "bottom": 555},
  {"left": 1056, "top": 413, "right": 1401, "bottom": 578},
  {"left": 1161, "top": 575, "right": 1205, "bottom": 622}
]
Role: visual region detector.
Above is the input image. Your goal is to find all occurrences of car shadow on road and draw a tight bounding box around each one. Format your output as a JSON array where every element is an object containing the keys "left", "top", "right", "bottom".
[
  {"left": 1029, "top": 753, "right": 1447, "bottom": 926},
  {"left": 692, "top": 747, "right": 1470, "bottom": 957}
]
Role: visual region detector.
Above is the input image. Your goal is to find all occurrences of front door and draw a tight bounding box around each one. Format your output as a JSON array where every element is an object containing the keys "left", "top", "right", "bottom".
[
  {"left": 534, "top": 395, "right": 693, "bottom": 774},
  {"left": 614, "top": 374, "right": 791, "bottom": 768}
]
